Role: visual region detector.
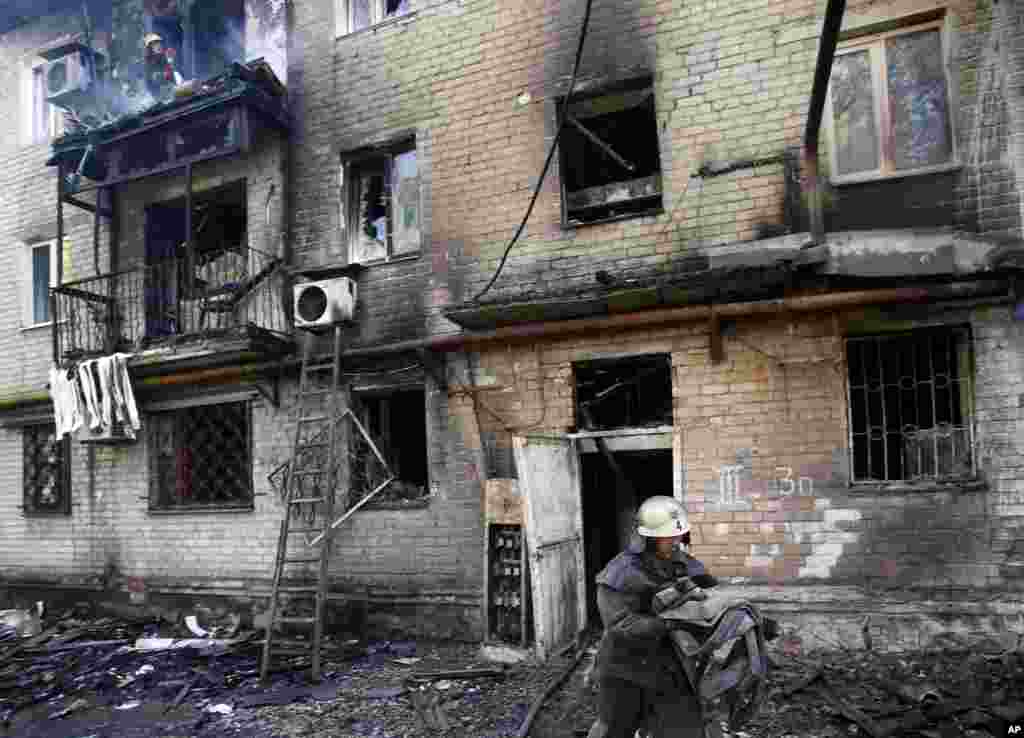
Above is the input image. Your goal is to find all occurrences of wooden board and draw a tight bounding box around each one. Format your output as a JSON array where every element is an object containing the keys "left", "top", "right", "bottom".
[{"left": 513, "top": 434, "right": 586, "bottom": 661}]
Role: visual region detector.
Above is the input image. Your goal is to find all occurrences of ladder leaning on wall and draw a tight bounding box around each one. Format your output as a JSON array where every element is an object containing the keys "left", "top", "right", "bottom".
[{"left": 260, "top": 326, "right": 396, "bottom": 683}]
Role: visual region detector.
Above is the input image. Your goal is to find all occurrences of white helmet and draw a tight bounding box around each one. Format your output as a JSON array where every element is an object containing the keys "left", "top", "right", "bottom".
[{"left": 636, "top": 495, "right": 689, "bottom": 538}]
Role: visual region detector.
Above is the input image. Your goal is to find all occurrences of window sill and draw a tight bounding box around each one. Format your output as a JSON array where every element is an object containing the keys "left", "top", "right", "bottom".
[
  {"left": 358, "top": 497, "right": 431, "bottom": 511},
  {"left": 846, "top": 478, "right": 986, "bottom": 494},
  {"left": 20, "top": 320, "right": 65, "bottom": 333},
  {"left": 830, "top": 162, "right": 963, "bottom": 187},
  {"left": 147, "top": 505, "right": 255, "bottom": 515},
  {"left": 564, "top": 207, "right": 664, "bottom": 230},
  {"left": 349, "top": 253, "right": 421, "bottom": 268},
  {"left": 337, "top": 10, "right": 418, "bottom": 39},
  {"left": 22, "top": 510, "right": 72, "bottom": 518}
]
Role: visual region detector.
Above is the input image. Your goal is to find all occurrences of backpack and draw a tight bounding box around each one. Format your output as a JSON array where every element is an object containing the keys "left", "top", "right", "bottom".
[{"left": 659, "top": 595, "right": 770, "bottom": 738}]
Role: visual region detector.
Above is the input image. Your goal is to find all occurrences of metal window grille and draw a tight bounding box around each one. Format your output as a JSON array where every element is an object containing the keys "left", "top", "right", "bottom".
[
  {"left": 23, "top": 423, "right": 71, "bottom": 515},
  {"left": 847, "top": 326, "right": 975, "bottom": 483},
  {"left": 148, "top": 401, "right": 253, "bottom": 510}
]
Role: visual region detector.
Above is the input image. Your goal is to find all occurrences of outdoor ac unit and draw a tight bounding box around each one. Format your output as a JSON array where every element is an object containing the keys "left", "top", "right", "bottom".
[
  {"left": 44, "top": 52, "right": 92, "bottom": 106},
  {"left": 293, "top": 277, "right": 358, "bottom": 329}
]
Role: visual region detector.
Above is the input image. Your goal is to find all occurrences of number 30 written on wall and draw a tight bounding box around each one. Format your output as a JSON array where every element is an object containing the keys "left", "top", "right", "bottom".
[{"left": 776, "top": 467, "right": 814, "bottom": 496}]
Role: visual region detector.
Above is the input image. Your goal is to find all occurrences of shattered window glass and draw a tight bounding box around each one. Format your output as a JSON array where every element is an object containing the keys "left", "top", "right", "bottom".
[
  {"left": 384, "top": 0, "right": 410, "bottom": 17},
  {"left": 887, "top": 29, "right": 952, "bottom": 170},
  {"left": 831, "top": 50, "right": 879, "bottom": 176},
  {"left": 148, "top": 401, "right": 252, "bottom": 511},
  {"left": 346, "top": 142, "right": 420, "bottom": 262},
  {"left": 391, "top": 149, "right": 420, "bottom": 255},
  {"left": 351, "top": 0, "right": 373, "bottom": 31},
  {"left": 351, "top": 162, "right": 389, "bottom": 263},
  {"left": 830, "top": 23, "right": 954, "bottom": 179},
  {"left": 23, "top": 424, "right": 70, "bottom": 515}
]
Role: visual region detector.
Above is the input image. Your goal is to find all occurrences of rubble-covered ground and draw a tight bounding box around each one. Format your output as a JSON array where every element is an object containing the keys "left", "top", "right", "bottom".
[{"left": 4, "top": 606, "right": 1024, "bottom": 738}]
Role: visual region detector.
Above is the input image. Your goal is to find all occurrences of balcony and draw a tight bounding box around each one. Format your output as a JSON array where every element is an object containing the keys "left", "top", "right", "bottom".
[{"left": 53, "top": 244, "right": 291, "bottom": 367}]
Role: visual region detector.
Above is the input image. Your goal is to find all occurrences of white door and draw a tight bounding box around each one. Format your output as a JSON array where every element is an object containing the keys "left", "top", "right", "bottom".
[{"left": 513, "top": 433, "right": 587, "bottom": 661}]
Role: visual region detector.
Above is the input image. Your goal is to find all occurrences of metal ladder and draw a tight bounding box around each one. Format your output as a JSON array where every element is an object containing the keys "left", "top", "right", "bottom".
[{"left": 261, "top": 326, "right": 345, "bottom": 683}]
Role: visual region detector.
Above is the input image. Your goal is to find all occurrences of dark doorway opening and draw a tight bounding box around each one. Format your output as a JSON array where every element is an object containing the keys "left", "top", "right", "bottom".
[{"left": 581, "top": 448, "right": 673, "bottom": 626}]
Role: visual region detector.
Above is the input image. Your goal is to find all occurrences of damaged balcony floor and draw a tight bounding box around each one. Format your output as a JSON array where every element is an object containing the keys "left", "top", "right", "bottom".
[{"left": 6, "top": 610, "right": 1024, "bottom": 738}]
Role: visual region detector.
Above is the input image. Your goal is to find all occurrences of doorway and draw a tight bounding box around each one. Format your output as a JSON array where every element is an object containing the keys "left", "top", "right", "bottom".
[{"left": 580, "top": 448, "right": 673, "bottom": 625}]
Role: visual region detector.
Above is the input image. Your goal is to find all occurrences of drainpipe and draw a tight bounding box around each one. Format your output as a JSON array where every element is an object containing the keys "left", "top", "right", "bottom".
[{"left": 804, "top": 0, "right": 847, "bottom": 245}]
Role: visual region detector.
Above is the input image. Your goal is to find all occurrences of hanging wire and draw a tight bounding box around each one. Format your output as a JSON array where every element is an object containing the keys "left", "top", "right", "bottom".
[{"left": 471, "top": 0, "right": 594, "bottom": 303}]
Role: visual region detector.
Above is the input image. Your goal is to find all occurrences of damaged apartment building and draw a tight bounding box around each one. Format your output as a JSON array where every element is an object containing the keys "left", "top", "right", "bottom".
[{"left": 3, "top": 0, "right": 1024, "bottom": 666}]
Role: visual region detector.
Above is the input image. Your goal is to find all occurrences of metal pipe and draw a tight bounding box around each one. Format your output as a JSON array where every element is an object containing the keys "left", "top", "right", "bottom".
[
  {"left": 132, "top": 282, "right": 1007, "bottom": 388},
  {"left": 804, "top": 0, "right": 847, "bottom": 245}
]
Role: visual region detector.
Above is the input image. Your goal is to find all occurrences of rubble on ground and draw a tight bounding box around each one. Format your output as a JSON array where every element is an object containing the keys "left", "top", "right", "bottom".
[{"left": 4, "top": 603, "right": 1024, "bottom": 738}]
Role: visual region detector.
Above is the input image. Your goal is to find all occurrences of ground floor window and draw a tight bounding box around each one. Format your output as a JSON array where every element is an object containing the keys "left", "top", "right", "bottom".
[
  {"left": 847, "top": 325, "right": 974, "bottom": 483},
  {"left": 351, "top": 388, "right": 429, "bottom": 502},
  {"left": 23, "top": 423, "right": 71, "bottom": 515},
  {"left": 148, "top": 400, "right": 252, "bottom": 511}
]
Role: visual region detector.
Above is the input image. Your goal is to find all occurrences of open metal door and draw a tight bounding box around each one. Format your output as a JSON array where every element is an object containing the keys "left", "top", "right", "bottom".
[{"left": 513, "top": 433, "right": 587, "bottom": 661}]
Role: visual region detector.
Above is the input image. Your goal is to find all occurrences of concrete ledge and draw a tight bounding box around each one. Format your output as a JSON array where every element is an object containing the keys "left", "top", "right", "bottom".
[{"left": 725, "top": 583, "right": 1024, "bottom": 652}]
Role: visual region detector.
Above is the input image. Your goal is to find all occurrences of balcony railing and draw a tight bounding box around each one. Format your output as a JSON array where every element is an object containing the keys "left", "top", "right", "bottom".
[{"left": 53, "top": 245, "right": 290, "bottom": 365}]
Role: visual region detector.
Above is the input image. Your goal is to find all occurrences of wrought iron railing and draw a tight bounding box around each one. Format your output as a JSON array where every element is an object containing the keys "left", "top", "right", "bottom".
[{"left": 53, "top": 245, "right": 289, "bottom": 364}]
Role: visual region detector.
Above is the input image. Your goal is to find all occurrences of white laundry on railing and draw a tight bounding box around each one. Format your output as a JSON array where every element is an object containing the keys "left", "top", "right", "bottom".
[{"left": 50, "top": 353, "right": 142, "bottom": 439}]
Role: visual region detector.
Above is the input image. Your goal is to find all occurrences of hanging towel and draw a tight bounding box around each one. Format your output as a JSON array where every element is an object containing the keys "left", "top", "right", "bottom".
[
  {"left": 113, "top": 353, "right": 141, "bottom": 433},
  {"left": 78, "top": 361, "right": 102, "bottom": 430},
  {"left": 96, "top": 356, "right": 116, "bottom": 432},
  {"left": 64, "top": 368, "right": 83, "bottom": 436},
  {"left": 50, "top": 366, "right": 84, "bottom": 438}
]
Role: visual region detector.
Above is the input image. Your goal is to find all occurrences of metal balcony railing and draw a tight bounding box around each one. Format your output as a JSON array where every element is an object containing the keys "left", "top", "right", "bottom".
[{"left": 53, "top": 245, "right": 289, "bottom": 365}]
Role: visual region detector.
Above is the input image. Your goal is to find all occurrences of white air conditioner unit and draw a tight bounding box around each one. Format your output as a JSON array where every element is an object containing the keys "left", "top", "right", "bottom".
[{"left": 293, "top": 277, "right": 358, "bottom": 329}]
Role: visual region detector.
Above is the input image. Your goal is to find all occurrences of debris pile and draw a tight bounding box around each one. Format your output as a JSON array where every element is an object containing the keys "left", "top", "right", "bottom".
[{"left": 742, "top": 642, "right": 1024, "bottom": 738}]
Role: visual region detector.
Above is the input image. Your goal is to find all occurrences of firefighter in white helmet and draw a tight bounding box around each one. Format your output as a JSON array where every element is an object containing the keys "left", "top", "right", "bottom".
[{"left": 586, "top": 496, "right": 717, "bottom": 738}]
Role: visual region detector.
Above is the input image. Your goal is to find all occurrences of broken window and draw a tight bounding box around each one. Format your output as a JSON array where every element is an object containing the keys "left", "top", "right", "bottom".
[
  {"left": 148, "top": 401, "right": 253, "bottom": 511},
  {"left": 23, "top": 423, "right": 71, "bottom": 516},
  {"left": 827, "top": 19, "right": 954, "bottom": 181},
  {"left": 847, "top": 326, "right": 975, "bottom": 484},
  {"left": 343, "top": 141, "right": 420, "bottom": 263},
  {"left": 340, "top": 0, "right": 411, "bottom": 34},
  {"left": 573, "top": 354, "right": 673, "bottom": 431},
  {"left": 144, "top": 180, "right": 249, "bottom": 337},
  {"left": 558, "top": 77, "right": 663, "bottom": 226},
  {"left": 351, "top": 388, "right": 429, "bottom": 503}
]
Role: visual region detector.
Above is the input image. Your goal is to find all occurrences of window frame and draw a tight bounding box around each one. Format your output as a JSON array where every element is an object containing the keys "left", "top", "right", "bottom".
[
  {"left": 342, "top": 139, "right": 421, "bottom": 265},
  {"left": 27, "top": 60, "right": 63, "bottom": 145},
  {"left": 556, "top": 76, "right": 664, "bottom": 228},
  {"left": 824, "top": 18, "right": 959, "bottom": 185},
  {"left": 147, "top": 399, "right": 255, "bottom": 513},
  {"left": 23, "top": 422, "right": 72, "bottom": 517},
  {"left": 337, "top": 0, "right": 412, "bottom": 36},
  {"left": 845, "top": 324, "right": 976, "bottom": 487},
  {"left": 350, "top": 385, "right": 430, "bottom": 503},
  {"left": 23, "top": 239, "right": 59, "bottom": 329}
]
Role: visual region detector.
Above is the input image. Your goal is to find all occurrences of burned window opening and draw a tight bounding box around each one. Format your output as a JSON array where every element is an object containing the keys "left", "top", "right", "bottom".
[
  {"left": 847, "top": 325, "right": 975, "bottom": 484},
  {"left": 143, "top": 180, "right": 249, "bottom": 339},
  {"left": 351, "top": 388, "right": 429, "bottom": 503},
  {"left": 573, "top": 354, "right": 673, "bottom": 431},
  {"left": 559, "top": 78, "right": 663, "bottom": 226},
  {"left": 23, "top": 423, "right": 71, "bottom": 516},
  {"left": 148, "top": 401, "right": 253, "bottom": 511},
  {"left": 344, "top": 140, "right": 420, "bottom": 262}
]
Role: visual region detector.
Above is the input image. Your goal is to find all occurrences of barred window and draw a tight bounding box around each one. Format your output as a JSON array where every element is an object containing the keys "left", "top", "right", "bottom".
[
  {"left": 847, "top": 326, "right": 974, "bottom": 484},
  {"left": 148, "top": 401, "right": 253, "bottom": 511},
  {"left": 23, "top": 423, "right": 71, "bottom": 515}
]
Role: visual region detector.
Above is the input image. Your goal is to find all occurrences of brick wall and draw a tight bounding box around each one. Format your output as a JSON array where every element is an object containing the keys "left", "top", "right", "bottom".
[{"left": 465, "top": 301, "right": 1024, "bottom": 644}]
